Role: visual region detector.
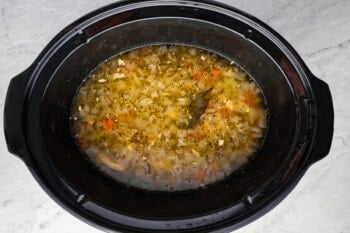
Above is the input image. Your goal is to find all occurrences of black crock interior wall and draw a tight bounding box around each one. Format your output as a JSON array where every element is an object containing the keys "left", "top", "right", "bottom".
[{"left": 41, "top": 18, "right": 297, "bottom": 217}]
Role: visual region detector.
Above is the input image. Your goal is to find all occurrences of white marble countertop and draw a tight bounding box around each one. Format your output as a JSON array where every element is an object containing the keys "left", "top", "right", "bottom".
[{"left": 0, "top": 0, "right": 349, "bottom": 232}]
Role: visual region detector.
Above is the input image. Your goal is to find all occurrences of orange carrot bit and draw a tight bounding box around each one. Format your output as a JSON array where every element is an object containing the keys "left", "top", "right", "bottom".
[
  {"left": 196, "top": 170, "right": 205, "bottom": 183},
  {"left": 77, "top": 137, "right": 88, "bottom": 147},
  {"left": 211, "top": 68, "right": 221, "bottom": 76},
  {"left": 193, "top": 71, "right": 202, "bottom": 80},
  {"left": 120, "top": 110, "right": 136, "bottom": 122},
  {"left": 120, "top": 114, "right": 128, "bottom": 121},
  {"left": 243, "top": 91, "right": 255, "bottom": 107},
  {"left": 220, "top": 107, "right": 232, "bottom": 117},
  {"left": 190, "top": 132, "right": 204, "bottom": 140},
  {"left": 102, "top": 118, "right": 114, "bottom": 130},
  {"left": 186, "top": 62, "right": 193, "bottom": 68}
]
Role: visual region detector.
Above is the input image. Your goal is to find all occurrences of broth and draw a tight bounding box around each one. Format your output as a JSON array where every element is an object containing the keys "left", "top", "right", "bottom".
[{"left": 71, "top": 45, "right": 267, "bottom": 191}]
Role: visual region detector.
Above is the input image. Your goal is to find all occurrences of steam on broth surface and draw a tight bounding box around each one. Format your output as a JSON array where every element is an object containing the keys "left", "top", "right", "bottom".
[{"left": 71, "top": 45, "right": 267, "bottom": 191}]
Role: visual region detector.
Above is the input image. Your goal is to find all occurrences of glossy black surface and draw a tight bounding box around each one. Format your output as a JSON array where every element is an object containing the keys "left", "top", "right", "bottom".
[{"left": 4, "top": 0, "right": 333, "bottom": 232}]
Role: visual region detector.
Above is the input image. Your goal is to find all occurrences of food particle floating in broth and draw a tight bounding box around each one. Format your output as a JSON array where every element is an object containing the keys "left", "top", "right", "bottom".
[{"left": 71, "top": 45, "right": 268, "bottom": 191}]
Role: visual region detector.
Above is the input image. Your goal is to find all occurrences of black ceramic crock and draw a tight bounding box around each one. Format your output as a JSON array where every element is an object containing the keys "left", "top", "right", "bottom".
[{"left": 4, "top": 0, "right": 333, "bottom": 232}]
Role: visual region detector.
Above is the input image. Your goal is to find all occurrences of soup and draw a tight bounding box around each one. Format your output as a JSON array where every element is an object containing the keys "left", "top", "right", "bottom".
[{"left": 71, "top": 45, "right": 267, "bottom": 191}]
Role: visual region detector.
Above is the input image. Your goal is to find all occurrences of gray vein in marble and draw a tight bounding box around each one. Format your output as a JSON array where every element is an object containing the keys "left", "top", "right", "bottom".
[
  {"left": 334, "top": 136, "right": 348, "bottom": 147},
  {"left": 265, "top": 1, "right": 298, "bottom": 24},
  {"left": 0, "top": 7, "right": 10, "bottom": 40},
  {"left": 1, "top": 198, "right": 13, "bottom": 207},
  {"left": 306, "top": 38, "right": 350, "bottom": 60}
]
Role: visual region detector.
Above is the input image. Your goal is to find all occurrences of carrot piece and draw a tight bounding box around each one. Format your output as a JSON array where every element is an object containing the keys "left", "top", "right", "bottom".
[
  {"left": 102, "top": 118, "right": 114, "bottom": 130},
  {"left": 193, "top": 71, "right": 202, "bottom": 80},
  {"left": 211, "top": 68, "right": 221, "bottom": 76},
  {"left": 190, "top": 132, "right": 204, "bottom": 140},
  {"left": 220, "top": 107, "right": 232, "bottom": 116},
  {"left": 196, "top": 170, "right": 205, "bottom": 183},
  {"left": 120, "top": 110, "right": 136, "bottom": 122},
  {"left": 186, "top": 62, "right": 193, "bottom": 68},
  {"left": 77, "top": 137, "right": 88, "bottom": 147},
  {"left": 243, "top": 91, "right": 255, "bottom": 107}
]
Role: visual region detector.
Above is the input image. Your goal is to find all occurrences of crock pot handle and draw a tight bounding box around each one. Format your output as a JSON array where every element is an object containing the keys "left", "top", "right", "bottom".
[
  {"left": 4, "top": 67, "right": 32, "bottom": 163},
  {"left": 308, "top": 76, "right": 334, "bottom": 165}
]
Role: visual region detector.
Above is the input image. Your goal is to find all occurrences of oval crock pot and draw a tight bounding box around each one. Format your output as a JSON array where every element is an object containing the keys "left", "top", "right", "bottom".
[{"left": 4, "top": 0, "right": 334, "bottom": 232}]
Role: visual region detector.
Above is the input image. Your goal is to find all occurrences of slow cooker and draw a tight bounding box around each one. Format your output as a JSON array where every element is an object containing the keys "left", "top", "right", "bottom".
[{"left": 4, "top": 1, "right": 333, "bottom": 232}]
